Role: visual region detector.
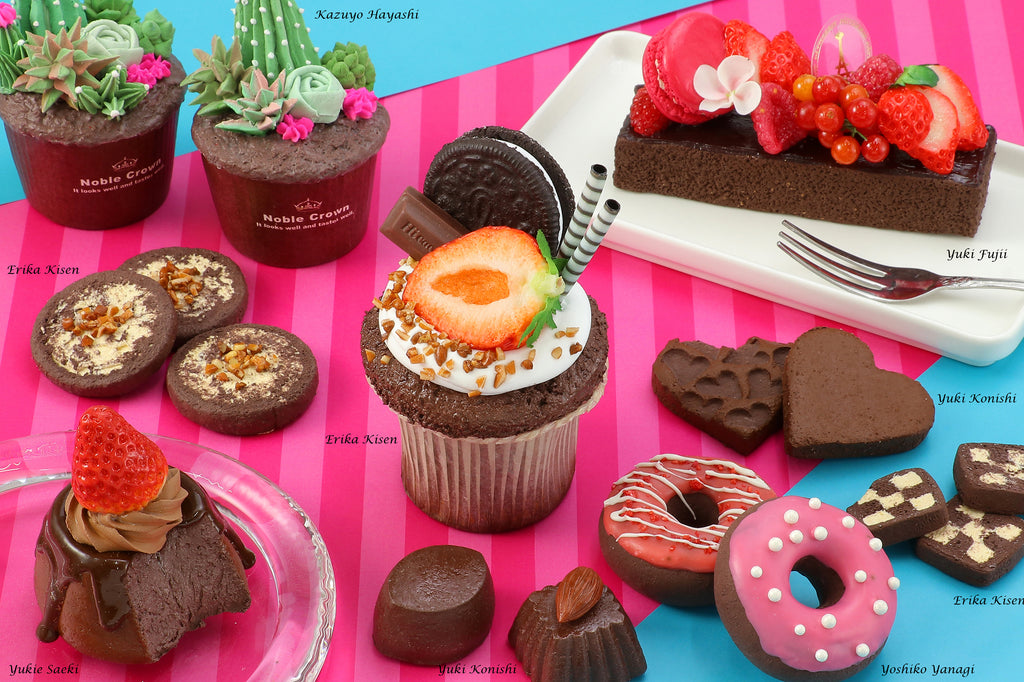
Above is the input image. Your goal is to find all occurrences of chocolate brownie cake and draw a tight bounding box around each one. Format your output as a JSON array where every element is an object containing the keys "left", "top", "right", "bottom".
[
  {"left": 35, "top": 471, "right": 255, "bottom": 664},
  {"left": 847, "top": 468, "right": 948, "bottom": 546},
  {"left": 373, "top": 545, "right": 495, "bottom": 665},
  {"left": 166, "top": 323, "right": 319, "bottom": 435},
  {"left": 31, "top": 270, "right": 177, "bottom": 397},
  {"left": 613, "top": 113, "right": 997, "bottom": 236},
  {"left": 509, "top": 567, "right": 647, "bottom": 682},
  {"left": 651, "top": 336, "right": 790, "bottom": 454},
  {"left": 916, "top": 495, "right": 1024, "bottom": 586},
  {"left": 952, "top": 442, "right": 1024, "bottom": 515},
  {"left": 120, "top": 247, "right": 248, "bottom": 347}
]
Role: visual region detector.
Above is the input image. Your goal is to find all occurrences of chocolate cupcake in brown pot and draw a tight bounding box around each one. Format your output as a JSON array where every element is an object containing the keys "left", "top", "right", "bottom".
[
  {"left": 184, "top": 0, "right": 389, "bottom": 267},
  {"left": 0, "top": 8, "right": 185, "bottom": 229}
]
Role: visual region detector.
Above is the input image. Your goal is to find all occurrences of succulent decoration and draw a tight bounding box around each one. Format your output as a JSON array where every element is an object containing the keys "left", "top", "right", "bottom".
[
  {"left": 216, "top": 69, "right": 295, "bottom": 134},
  {"left": 0, "top": 3, "right": 26, "bottom": 93},
  {"left": 233, "top": 0, "right": 318, "bottom": 80},
  {"left": 13, "top": 0, "right": 87, "bottom": 36},
  {"left": 181, "top": 35, "right": 252, "bottom": 116},
  {"left": 77, "top": 62, "right": 147, "bottom": 117},
  {"left": 12, "top": 19, "right": 116, "bottom": 111},
  {"left": 321, "top": 41, "right": 375, "bottom": 90},
  {"left": 136, "top": 9, "right": 172, "bottom": 57},
  {"left": 83, "top": 0, "right": 138, "bottom": 25}
]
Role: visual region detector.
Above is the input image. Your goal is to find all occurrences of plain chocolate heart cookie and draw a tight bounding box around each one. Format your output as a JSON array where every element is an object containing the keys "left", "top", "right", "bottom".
[
  {"left": 783, "top": 327, "right": 934, "bottom": 458},
  {"left": 652, "top": 337, "right": 790, "bottom": 454}
]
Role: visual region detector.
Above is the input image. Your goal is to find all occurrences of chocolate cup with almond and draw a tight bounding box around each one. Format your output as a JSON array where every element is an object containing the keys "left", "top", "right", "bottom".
[
  {"left": 0, "top": 57, "right": 186, "bottom": 230},
  {"left": 191, "top": 105, "right": 390, "bottom": 268}
]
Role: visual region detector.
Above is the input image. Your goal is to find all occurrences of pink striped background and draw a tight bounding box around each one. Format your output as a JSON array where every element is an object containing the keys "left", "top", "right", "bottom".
[{"left": 1, "top": 0, "right": 1020, "bottom": 679}]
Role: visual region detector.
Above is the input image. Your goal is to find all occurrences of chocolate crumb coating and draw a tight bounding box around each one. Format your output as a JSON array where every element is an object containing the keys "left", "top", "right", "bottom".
[
  {"left": 953, "top": 442, "right": 1024, "bottom": 515},
  {"left": 373, "top": 545, "right": 494, "bottom": 665},
  {"left": 847, "top": 468, "right": 948, "bottom": 545},
  {"left": 360, "top": 298, "right": 608, "bottom": 439},
  {"left": 509, "top": 582, "right": 646, "bottom": 682},
  {"left": 652, "top": 337, "right": 789, "bottom": 454},
  {"left": 916, "top": 495, "right": 1024, "bottom": 587},
  {"left": 613, "top": 108, "right": 996, "bottom": 237}
]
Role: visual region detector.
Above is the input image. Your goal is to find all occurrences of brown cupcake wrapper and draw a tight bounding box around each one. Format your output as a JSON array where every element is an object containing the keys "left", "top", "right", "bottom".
[{"left": 398, "top": 375, "right": 607, "bottom": 533}]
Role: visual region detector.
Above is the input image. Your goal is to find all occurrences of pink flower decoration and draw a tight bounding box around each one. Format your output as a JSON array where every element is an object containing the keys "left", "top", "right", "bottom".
[
  {"left": 694, "top": 55, "right": 762, "bottom": 116},
  {"left": 277, "top": 114, "right": 315, "bottom": 143},
  {"left": 343, "top": 88, "right": 378, "bottom": 120},
  {"left": 0, "top": 3, "right": 16, "bottom": 28},
  {"left": 127, "top": 54, "right": 173, "bottom": 87}
]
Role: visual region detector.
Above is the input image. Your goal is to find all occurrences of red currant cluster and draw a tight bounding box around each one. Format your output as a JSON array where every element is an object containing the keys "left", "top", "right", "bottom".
[{"left": 792, "top": 74, "right": 891, "bottom": 165}]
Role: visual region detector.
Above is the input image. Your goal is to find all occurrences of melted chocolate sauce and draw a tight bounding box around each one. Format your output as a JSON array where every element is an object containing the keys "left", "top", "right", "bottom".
[{"left": 35, "top": 473, "right": 255, "bottom": 643}]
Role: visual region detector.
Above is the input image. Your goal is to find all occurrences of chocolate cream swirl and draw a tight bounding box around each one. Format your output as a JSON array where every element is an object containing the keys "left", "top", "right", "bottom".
[{"left": 64, "top": 468, "right": 188, "bottom": 553}]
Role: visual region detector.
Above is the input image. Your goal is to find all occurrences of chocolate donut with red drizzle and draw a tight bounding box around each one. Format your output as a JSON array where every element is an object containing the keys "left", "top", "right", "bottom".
[
  {"left": 715, "top": 496, "right": 899, "bottom": 680},
  {"left": 599, "top": 453, "right": 775, "bottom": 607}
]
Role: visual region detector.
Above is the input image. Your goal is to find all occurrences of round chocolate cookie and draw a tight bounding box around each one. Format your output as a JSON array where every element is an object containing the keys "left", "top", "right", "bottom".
[
  {"left": 31, "top": 270, "right": 177, "bottom": 397},
  {"left": 166, "top": 324, "right": 318, "bottom": 435},
  {"left": 422, "top": 126, "right": 574, "bottom": 248},
  {"left": 119, "top": 247, "right": 248, "bottom": 347}
]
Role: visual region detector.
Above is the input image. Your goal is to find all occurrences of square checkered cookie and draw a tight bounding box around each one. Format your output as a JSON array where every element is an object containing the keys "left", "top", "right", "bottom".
[
  {"left": 847, "top": 467, "right": 948, "bottom": 545},
  {"left": 916, "top": 495, "right": 1024, "bottom": 587},
  {"left": 953, "top": 442, "right": 1024, "bottom": 515}
]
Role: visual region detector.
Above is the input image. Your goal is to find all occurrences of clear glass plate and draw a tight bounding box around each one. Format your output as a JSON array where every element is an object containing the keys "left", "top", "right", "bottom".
[{"left": 0, "top": 431, "right": 334, "bottom": 682}]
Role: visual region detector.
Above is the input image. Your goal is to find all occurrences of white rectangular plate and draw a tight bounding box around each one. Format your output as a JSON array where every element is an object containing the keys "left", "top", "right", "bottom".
[{"left": 523, "top": 30, "right": 1024, "bottom": 366}]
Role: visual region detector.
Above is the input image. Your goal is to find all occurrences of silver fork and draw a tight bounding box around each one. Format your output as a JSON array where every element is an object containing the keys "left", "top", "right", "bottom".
[{"left": 777, "top": 220, "right": 1024, "bottom": 301}]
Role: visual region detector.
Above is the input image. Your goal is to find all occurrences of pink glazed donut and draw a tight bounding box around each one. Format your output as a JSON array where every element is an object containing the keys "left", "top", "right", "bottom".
[{"left": 714, "top": 496, "right": 899, "bottom": 681}]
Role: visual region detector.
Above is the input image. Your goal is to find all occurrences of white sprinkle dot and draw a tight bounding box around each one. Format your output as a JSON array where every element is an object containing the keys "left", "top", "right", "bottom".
[
  {"left": 813, "top": 526, "right": 828, "bottom": 541},
  {"left": 869, "top": 538, "right": 883, "bottom": 551},
  {"left": 821, "top": 613, "right": 837, "bottom": 629},
  {"left": 856, "top": 643, "right": 870, "bottom": 658},
  {"left": 815, "top": 649, "right": 828, "bottom": 663},
  {"left": 750, "top": 566, "right": 763, "bottom": 579},
  {"left": 842, "top": 516, "right": 856, "bottom": 529},
  {"left": 789, "top": 530, "right": 804, "bottom": 544},
  {"left": 888, "top": 576, "right": 901, "bottom": 590},
  {"left": 768, "top": 588, "right": 783, "bottom": 602},
  {"left": 784, "top": 509, "right": 799, "bottom": 524},
  {"left": 809, "top": 498, "right": 822, "bottom": 509},
  {"left": 768, "top": 537, "right": 784, "bottom": 552},
  {"left": 873, "top": 599, "right": 889, "bottom": 615},
  {"left": 795, "top": 624, "right": 806, "bottom": 636},
  {"left": 854, "top": 570, "right": 867, "bottom": 583}
]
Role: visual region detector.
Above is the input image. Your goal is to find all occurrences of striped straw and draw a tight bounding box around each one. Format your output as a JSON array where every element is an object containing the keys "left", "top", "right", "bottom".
[
  {"left": 558, "top": 164, "right": 607, "bottom": 260},
  {"left": 562, "top": 199, "right": 620, "bottom": 289}
]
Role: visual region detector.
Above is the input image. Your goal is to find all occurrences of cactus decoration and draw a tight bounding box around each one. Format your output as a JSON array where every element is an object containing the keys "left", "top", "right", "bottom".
[
  {"left": 233, "top": 0, "right": 318, "bottom": 80},
  {"left": 12, "top": 18, "right": 116, "bottom": 111},
  {"left": 0, "top": 4, "right": 27, "bottom": 93},
  {"left": 136, "top": 9, "right": 173, "bottom": 57},
  {"left": 321, "top": 41, "right": 374, "bottom": 91},
  {"left": 181, "top": 35, "right": 252, "bottom": 116},
  {"left": 14, "top": 0, "right": 87, "bottom": 36},
  {"left": 83, "top": 0, "right": 138, "bottom": 25},
  {"left": 216, "top": 68, "right": 295, "bottom": 134},
  {"left": 77, "top": 62, "right": 147, "bottom": 117}
]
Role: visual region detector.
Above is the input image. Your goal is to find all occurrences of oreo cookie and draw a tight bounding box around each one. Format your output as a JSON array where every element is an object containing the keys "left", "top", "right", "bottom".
[
  {"left": 120, "top": 247, "right": 248, "bottom": 347},
  {"left": 31, "top": 270, "right": 177, "bottom": 397},
  {"left": 423, "top": 126, "right": 574, "bottom": 248}
]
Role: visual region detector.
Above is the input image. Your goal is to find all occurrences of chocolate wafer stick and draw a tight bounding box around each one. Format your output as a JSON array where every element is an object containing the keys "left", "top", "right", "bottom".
[
  {"left": 558, "top": 164, "right": 607, "bottom": 260},
  {"left": 562, "top": 199, "right": 619, "bottom": 289}
]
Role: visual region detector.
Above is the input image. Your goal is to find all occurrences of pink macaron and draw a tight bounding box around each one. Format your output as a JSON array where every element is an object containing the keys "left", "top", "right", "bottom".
[{"left": 642, "top": 12, "right": 729, "bottom": 124}]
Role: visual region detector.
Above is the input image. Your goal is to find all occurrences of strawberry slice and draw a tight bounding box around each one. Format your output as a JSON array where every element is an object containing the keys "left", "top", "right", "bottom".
[
  {"left": 403, "top": 227, "right": 563, "bottom": 350},
  {"left": 878, "top": 86, "right": 933, "bottom": 151},
  {"left": 750, "top": 82, "right": 808, "bottom": 154},
  {"left": 759, "top": 30, "right": 811, "bottom": 91},
  {"left": 724, "top": 19, "right": 770, "bottom": 81},
  {"left": 72, "top": 405, "right": 169, "bottom": 515},
  {"left": 931, "top": 64, "right": 989, "bottom": 151},
  {"left": 907, "top": 86, "right": 960, "bottom": 174}
]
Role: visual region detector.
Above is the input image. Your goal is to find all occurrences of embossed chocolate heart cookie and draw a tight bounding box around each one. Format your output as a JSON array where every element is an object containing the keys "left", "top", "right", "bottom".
[
  {"left": 652, "top": 337, "right": 790, "bottom": 454},
  {"left": 783, "top": 327, "right": 934, "bottom": 459}
]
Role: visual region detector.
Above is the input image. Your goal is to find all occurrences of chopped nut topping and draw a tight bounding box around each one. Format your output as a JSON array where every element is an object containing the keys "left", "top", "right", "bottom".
[
  {"left": 569, "top": 342, "right": 583, "bottom": 355},
  {"left": 364, "top": 349, "right": 376, "bottom": 363},
  {"left": 565, "top": 327, "right": 579, "bottom": 338},
  {"left": 551, "top": 346, "right": 563, "bottom": 359},
  {"left": 205, "top": 341, "right": 275, "bottom": 390},
  {"left": 158, "top": 259, "right": 204, "bottom": 310},
  {"left": 61, "top": 304, "right": 135, "bottom": 346}
]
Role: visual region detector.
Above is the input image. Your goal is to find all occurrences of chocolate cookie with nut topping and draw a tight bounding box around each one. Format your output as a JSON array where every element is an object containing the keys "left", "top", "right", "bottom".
[
  {"left": 120, "top": 247, "right": 248, "bottom": 347},
  {"left": 166, "top": 323, "right": 318, "bottom": 435},
  {"left": 31, "top": 270, "right": 177, "bottom": 397}
]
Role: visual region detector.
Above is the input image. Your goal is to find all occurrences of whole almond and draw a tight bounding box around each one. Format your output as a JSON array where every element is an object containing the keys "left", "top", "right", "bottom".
[{"left": 555, "top": 566, "right": 604, "bottom": 623}]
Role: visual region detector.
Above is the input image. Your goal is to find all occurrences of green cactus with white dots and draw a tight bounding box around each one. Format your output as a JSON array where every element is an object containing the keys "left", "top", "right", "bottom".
[
  {"left": 14, "top": 0, "right": 88, "bottom": 36},
  {"left": 232, "top": 0, "right": 319, "bottom": 80}
]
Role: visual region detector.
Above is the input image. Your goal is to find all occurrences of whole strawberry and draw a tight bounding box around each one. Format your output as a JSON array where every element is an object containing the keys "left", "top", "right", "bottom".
[
  {"left": 850, "top": 54, "right": 903, "bottom": 101},
  {"left": 629, "top": 85, "right": 670, "bottom": 136},
  {"left": 72, "top": 406, "right": 169, "bottom": 515},
  {"left": 759, "top": 31, "right": 811, "bottom": 91}
]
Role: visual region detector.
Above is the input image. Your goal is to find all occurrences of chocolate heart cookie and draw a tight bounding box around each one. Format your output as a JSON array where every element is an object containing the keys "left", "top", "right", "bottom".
[
  {"left": 783, "top": 327, "right": 934, "bottom": 459},
  {"left": 652, "top": 337, "right": 790, "bottom": 454}
]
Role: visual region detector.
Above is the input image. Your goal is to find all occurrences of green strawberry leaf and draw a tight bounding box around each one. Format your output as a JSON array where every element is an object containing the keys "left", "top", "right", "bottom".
[
  {"left": 895, "top": 64, "right": 939, "bottom": 87},
  {"left": 519, "top": 232, "right": 565, "bottom": 347}
]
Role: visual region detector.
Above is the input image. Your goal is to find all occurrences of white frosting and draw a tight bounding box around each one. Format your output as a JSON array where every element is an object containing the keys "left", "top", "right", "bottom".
[
  {"left": 378, "top": 264, "right": 591, "bottom": 395},
  {"left": 134, "top": 253, "right": 237, "bottom": 318}
]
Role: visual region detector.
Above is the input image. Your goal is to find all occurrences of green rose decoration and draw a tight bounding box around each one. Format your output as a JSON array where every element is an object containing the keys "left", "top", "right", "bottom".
[
  {"left": 284, "top": 64, "right": 344, "bottom": 124},
  {"left": 82, "top": 18, "right": 143, "bottom": 67}
]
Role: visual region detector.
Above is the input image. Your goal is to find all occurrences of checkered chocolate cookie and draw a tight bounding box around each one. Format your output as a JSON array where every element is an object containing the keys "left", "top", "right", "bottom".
[
  {"left": 847, "top": 468, "right": 947, "bottom": 545},
  {"left": 915, "top": 495, "right": 1024, "bottom": 587},
  {"left": 953, "top": 442, "right": 1024, "bottom": 515}
]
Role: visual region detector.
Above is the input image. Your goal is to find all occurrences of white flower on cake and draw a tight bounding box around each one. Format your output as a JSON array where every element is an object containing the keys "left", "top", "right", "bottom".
[{"left": 694, "top": 55, "right": 762, "bottom": 115}]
